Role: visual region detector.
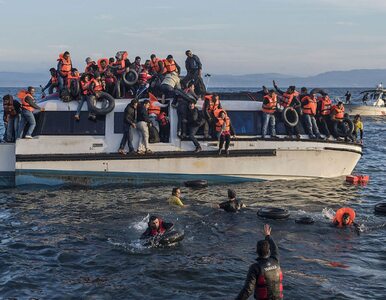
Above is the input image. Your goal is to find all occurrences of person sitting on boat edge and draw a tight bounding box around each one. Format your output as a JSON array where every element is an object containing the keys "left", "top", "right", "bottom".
[
  {"left": 42, "top": 68, "right": 59, "bottom": 95},
  {"left": 118, "top": 99, "right": 138, "bottom": 155},
  {"left": 217, "top": 189, "right": 245, "bottom": 212},
  {"left": 215, "top": 109, "right": 236, "bottom": 156},
  {"left": 300, "top": 88, "right": 323, "bottom": 140},
  {"left": 236, "top": 224, "right": 283, "bottom": 300},
  {"left": 261, "top": 89, "right": 279, "bottom": 139},
  {"left": 168, "top": 187, "right": 185, "bottom": 207},
  {"left": 140, "top": 215, "right": 174, "bottom": 239},
  {"left": 136, "top": 99, "right": 153, "bottom": 154},
  {"left": 187, "top": 101, "right": 206, "bottom": 153},
  {"left": 84, "top": 57, "right": 98, "bottom": 75},
  {"left": 353, "top": 114, "right": 363, "bottom": 144}
]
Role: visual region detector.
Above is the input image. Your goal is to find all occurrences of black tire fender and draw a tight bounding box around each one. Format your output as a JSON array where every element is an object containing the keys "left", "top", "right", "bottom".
[
  {"left": 184, "top": 180, "right": 208, "bottom": 188},
  {"left": 257, "top": 207, "right": 290, "bottom": 220},
  {"left": 374, "top": 203, "right": 386, "bottom": 214},
  {"left": 89, "top": 91, "right": 115, "bottom": 115},
  {"left": 123, "top": 69, "right": 138, "bottom": 86},
  {"left": 295, "top": 216, "right": 315, "bottom": 224}
]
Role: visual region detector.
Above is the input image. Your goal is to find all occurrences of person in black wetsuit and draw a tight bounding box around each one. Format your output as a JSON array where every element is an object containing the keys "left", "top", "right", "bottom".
[
  {"left": 140, "top": 215, "right": 174, "bottom": 239},
  {"left": 236, "top": 224, "right": 283, "bottom": 300},
  {"left": 218, "top": 189, "right": 245, "bottom": 212}
]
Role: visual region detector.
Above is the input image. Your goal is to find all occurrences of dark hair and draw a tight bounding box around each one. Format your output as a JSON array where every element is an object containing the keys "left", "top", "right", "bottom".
[
  {"left": 256, "top": 240, "right": 270, "bottom": 257},
  {"left": 301, "top": 87, "right": 307, "bottom": 93},
  {"left": 150, "top": 54, "right": 156, "bottom": 59},
  {"left": 338, "top": 101, "right": 343, "bottom": 106},
  {"left": 185, "top": 50, "right": 191, "bottom": 55},
  {"left": 135, "top": 56, "right": 141, "bottom": 60},
  {"left": 63, "top": 51, "right": 70, "bottom": 56},
  {"left": 3, "top": 94, "right": 12, "bottom": 101},
  {"left": 71, "top": 68, "right": 78, "bottom": 72},
  {"left": 172, "top": 187, "right": 180, "bottom": 196},
  {"left": 109, "top": 57, "right": 115, "bottom": 63},
  {"left": 94, "top": 71, "right": 101, "bottom": 78},
  {"left": 167, "top": 54, "right": 173, "bottom": 59},
  {"left": 80, "top": 73, "right": 89, "bottom": 81},
  {"left": 228, "top": 189, "right": 236, "bottom": 199},
  {"left": 342, "top": 213, "right": 350, "bottom": 220},
  {"left": 50, "top": 67, "right": 56, "bottom": 72},
  {"left": 27, "top": 86, "right": 34, "bottom": 92},
  {"left": 143, "top": 100, "right": 150, "bottom": 105},
  {"left": 131, "top": 98, "right": 139, "bottom": 105},
  {"left": 187, "top": 81, "right": 195, "bottom": 88}
]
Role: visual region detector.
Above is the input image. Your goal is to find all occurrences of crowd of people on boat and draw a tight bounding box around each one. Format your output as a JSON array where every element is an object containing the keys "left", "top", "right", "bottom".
[{"left": 2, "top": 50, "right": 364, "bottom": 153}]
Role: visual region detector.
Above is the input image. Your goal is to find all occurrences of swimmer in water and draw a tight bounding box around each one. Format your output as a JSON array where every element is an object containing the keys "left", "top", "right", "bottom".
[
  {"left": 140, "top": 215, "right": 174, "bottom": 239},
  {"left": 217, "top": 189, "right": 246, "bottom": 212}
]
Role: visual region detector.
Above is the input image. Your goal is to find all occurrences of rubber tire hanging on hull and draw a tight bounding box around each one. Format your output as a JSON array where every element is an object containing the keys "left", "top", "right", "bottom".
[
  {"left": 257, "top": 207, "right": 290, "bottom": 220},
  {"left": 89, "top": 92, "right": 115, "bottom": 115},
  {"left": 70, "top": 80, "right": 80, "bottom": 99},
  {"left": 295, "top": 216, "right": 315, "bottom": 224},
  {"left": 123, "top": 69, "right": 138, "bottom": 86},
  {"left": 333, "top": 118, "right": 354, "bottom": 138},
  {"left": 184, "top": 180, "right": 208, "bottom": 188},
  {"left": 374, "top": 203, "right": 386, "bottom": 214},
  {"left": 282, "top": 107, "right": 299, "bottom": 127}
]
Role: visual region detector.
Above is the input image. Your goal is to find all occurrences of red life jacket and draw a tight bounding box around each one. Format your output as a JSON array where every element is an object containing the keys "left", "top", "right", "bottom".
[
  {"left": 90, "top": 78, "right": 103, "bottom": 92},
  {"left": 148, "top": 93, "right": 161, "bottom": 116},
  {"left": 150, "top": 219, "right": 166, "bottom": 236},
  {"left": 57, "top": 53, "right": 72, "bottom": 76},
  {"left": 114, "top": 59, "right": 126, "bottom": 75},
  {"left": 301, "top": 95, "right": 317, "bottom": 116},
  {"left": 97, "top": 58, "right": 109, "bottom": 74},
  {"left": 66, "top": 72, "right": 80, "bottom": 88},
  {"left": 262, "top": 94, "right": 277, "bottom": 114},
  {"left": 139, "top": 69, "right": 152, "bottom": 83},
  {"left": 80, "top": 80, "right": 91, "bottom": 95},
  {"left": 157, "top": 112, "right": 168, "bottom": 126},
  {"left": 331, "top": 105, "right": 345, "bottom": 119},
  {"left": 150, "top": 58, "right": 166, "bottom": 74},
  {"left": 280, "top": 92, "right": 294, "bottom": 108},
  {"left": 255, "top": 261, "right": 283, "bottom": 300},
  {"left": 333, "top": 207, "right": 355, "bottom": 227},
  {"left": 163, "top": 59, "right": 177, "bottom": 73},
  {"left": 318, "top": 96, "right": 332, "bottom": 116}
]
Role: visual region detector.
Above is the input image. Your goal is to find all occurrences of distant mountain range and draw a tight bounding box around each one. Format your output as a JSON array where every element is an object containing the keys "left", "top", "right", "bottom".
[{"left": 0, "top": 68, "right": 385, "bottom": 88}]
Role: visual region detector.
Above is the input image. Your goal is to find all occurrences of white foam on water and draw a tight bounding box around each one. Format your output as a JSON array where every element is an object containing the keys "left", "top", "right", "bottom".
[
  {"left": 322, "top": 208, "right": 335, "bottom": 221},
  {"left": 0, "top": 210, "right": 11, "bottom": 220},
  {"left": 129, "top": 214, "right": 149, "bottom": 231}
]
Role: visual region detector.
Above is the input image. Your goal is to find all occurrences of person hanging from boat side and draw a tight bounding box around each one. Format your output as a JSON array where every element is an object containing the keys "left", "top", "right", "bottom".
[
  {"left": 187, "top": 101, "right": 206, "bottom": 153},
  {"left": 215, "top": 109, "right": 236, "bottom": 156},
  {"left": 353, "top": 114, "right": 363, "bottom": 144},
  {"left": 2, "top": 94, "right": 21, "bottom": 143},
  {"left": 345, "top": 91, "right": 352, "bottom": 104}
]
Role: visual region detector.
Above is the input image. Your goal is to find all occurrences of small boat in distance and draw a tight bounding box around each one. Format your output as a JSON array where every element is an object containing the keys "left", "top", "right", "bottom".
[{"left": 344, "top": 84, "right": 386, "bottom": 116}]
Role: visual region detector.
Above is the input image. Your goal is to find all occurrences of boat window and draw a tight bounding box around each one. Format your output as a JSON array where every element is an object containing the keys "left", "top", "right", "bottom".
[
  {"left": 114, "top": 112, "right": 125, "bottom": 133},
  {"left": 227, "top": 111, "right": 259, "bottom": 135},
  {"left": 34, "top": 112, "right": 105, "bottom": 135}
]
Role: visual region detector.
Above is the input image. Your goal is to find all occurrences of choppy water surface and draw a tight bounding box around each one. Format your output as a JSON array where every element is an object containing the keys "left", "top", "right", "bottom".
[{"left": 1, "top": 87, "right": 386, "bottom": 299}]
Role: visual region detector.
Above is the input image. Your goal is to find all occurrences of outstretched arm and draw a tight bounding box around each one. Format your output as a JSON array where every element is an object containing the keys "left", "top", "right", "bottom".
[{"left": 264, "top": 224, "right": 279, "bottom": 262}]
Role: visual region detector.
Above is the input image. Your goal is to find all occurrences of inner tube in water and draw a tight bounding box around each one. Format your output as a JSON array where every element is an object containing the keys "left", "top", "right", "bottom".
[
  {"left": 295, "top": 216, "right": 315, "bottom": 224},
  {"left": 184, "top": 180, "right": 208, "bottom": 188},
  {"left": 374, "top": 203, "right": 386, "bottom": 215},
  {"left": 333, "top": 118, "right": 354, "bottom": 138},
  {"left": 282, "top": 107, "right": 299, "bottom": 127},
  {"left": 257, "top": 207, "right": 290, "bottom": 220},
  {"left": 89, "top": 92, "right": 115, "bottom": 115},
  {"left": 123, "top": 69, "right": 138, "bottom": 86},
  {"left": 158, "top": 230, "right": 185, "bottom": 246}
]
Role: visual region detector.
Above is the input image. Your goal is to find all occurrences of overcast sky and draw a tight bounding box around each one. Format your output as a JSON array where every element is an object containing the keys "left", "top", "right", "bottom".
[{"left": 0, "top": 0, "right": 385, "bottom": 76}]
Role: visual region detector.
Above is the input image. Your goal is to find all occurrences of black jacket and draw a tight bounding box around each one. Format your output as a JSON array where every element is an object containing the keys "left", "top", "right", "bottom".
[
  {"left": 185, "top": 54, "right": 202, "bottom": 73},
  {"left": 236, "top": 236, "right": 282, "bottom": 300},
  {"left": 219, "top": 199, "right": 243, "bottom": 213},
  {"left": 187, "top": 107, "right": 204, "bottom": 127},
  {"left": 137, "top": 104, "right": 150, "bottom": 123},
  {"left": 123, "top": 103, "right": 137, "bottom": 126}
]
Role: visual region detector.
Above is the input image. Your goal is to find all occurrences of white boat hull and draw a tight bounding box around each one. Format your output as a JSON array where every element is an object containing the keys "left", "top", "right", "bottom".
[
  {"left": 0, "top": 143, "right": 16, "bottom": 187},
  {"left": 345, "top": 104, "right": 386, "bottom": 116}
]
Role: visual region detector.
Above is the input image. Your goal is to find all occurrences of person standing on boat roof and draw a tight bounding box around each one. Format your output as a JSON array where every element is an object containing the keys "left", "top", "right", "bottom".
[
  {"left": 273, "top": 81, "right": 301, "bottom": 139},
  {"left": 217, "top": 189, "right": 245, "bottom": 212},
  {"left": 187, "top": 101, "right": 206, "bottom": 153},
  {"left": 2, "top": 94, "right": 21, "bottom": 142},
  {"left": 168, "top": 187, "right": 185, "bottom": 207},
  {"left": 300, "top": 88, "right": 322, "bottom": 140},
  {"left": 236, "top": 224, "right": 283, "bottom": 300},
  {"left": 345, "top": 91, "right": 352, "bottom": 104},
  {"left": 118, "top": 99, "right": 138, "bottom": 155},
  {"left": 42, "top": 68, "right": 59, "bottom": 94},
  {"left": 215, "top": 109, "right": 236, "bottom": 156},
  {"left": 181, "top": 50, "right": 206, "bottom": 97},
  {"left": 261, "top": 89, "right": 279, "bottom": 139},
  {"left": 57, "top": 51, "right": 72, "bottom": 91},
  {"left": 316, "top": 93, "right": 332, "bottom": 140},
  {"left": 353, "top": 114, "right": 363, "bottom": 144},
  {"left": 137, "top": 99, "right": 153, "bottom": 154},
  {"left": 17, "top": 87, "right": 45, "bottom": 139}
]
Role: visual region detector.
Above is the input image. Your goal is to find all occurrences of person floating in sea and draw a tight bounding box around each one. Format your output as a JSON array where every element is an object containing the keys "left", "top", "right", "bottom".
[
  {"left": 140, "top": 215, "right": 174, "bottom": 239},
  {"left": 217, "top": 189, "right": 245, "bottom": 212},
  {"left": 168, "top": 187, "right": 185, "bottom": 207},
  {"left": 333, "top": 207, "right": 357, "bottom": 228},
  {"left": 236, "top": 224, "right": 283, "bottom": 300},
  {"left": 353, "top": 114, "right": 363, "bottom": 144}
]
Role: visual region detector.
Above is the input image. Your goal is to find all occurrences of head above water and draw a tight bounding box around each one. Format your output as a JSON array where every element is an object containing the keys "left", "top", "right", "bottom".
[
  {"left": 342, "top": 213, "right": 351, "bottom": 225},
  {"left": 354, "top": 114, "right": 361, "bottom": 121},
  {"left": 172, "top": 187, "right": 181, "bottom": 197},
  {"left": 227, "top": 189, "right": 236, "bottom": 199},
  {"left": 256, "top": 240, "right": 270, "bottom": 258},
  {"left": 148, "top": 215, "right": 160, "bottom": 230}
]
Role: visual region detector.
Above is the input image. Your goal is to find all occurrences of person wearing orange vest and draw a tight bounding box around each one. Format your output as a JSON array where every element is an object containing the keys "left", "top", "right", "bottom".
[
  {"left": 149, "top": 54, "right": 166, "bottom": 76},
  {"left": 203, "top": 93, "right": 222, "bottom": 138},
  {"left": 74, "top": 73, "right": 92, "bottom": 121},
  {"left": 236, "top": 224, "right": 283, "bottom": 300},
  {"left": 17, "top": 87, "right": 45, "bottom": 139},
  {"left": 330, "top": 101, "right": 345, "bottom": 139},
  {"left": 316, "top": 93, "right": 332, "bottom": 139},
  {"left": 332, "top": 207, "right": 360, "bottom": 233},
  {"left": 163, "top": 55, "right": 181, "bottom": 74},
  {"left": 84, "top": 57, "right": 98, "bottom": 75},
  {"left": 136, "top": 62, "right": 152, "bottom": 98},
  {"left": 42, "top": 68, "right": 59, "bottom": 94},
  {"left": 148, "top": 93, "right": 168, "bottom": 132},
  {"left": 261, "top": 90, "right": 279, "bottom": 139},
  {"left": 111, "top": 51, "right": 128, "bottom": 98},
  {"left": 216, "top": 110, "right": 235, "bottom": 155},
  {"left": 300, "top": 87, "right": 322, "bottom": 139},
  {"left": 57, "top": 51, "right": 72, "bottom": 91},
  {"left": 273, "top": 81, "right": 302, "bottom": 139}
]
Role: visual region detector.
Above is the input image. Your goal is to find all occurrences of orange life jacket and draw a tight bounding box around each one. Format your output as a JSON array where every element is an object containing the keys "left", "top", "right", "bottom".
[
  {"left": 150, "top": 58, "right": 166, "bottom": 74},
  {"left": 18, "top": 90, "right": 35, "bottom": 112},
  {"left": 163, "top": 59, "right": 177, "bottom": 73},
  {"left": 90, "top": 78, "right": 103, "bottom": 92},
  {"left": 301, "top": 95, "right": 317, "bottom": 116},
  {"left": 66, "top": 72, "right": 80, "bottom": 88},
  {"left": 215, "top": 115, "right": 231, "bottom": 132},
  {"left": 114, "top": 59, "right": 126, "bottom": 75},
  {"left": 318, "top": 96, "right": 332, "bottom": 116},
  {"left": 262, "top": 94, "right": 277, "bottom": 114},
  {"left": 139, "top": 69, "right": 152, "bottom": 83},
  {"left": 97, "top": 58, "right": 109, "bottom": 74},
  {"left": 58, "top": 53, "right": 72, "bottom": 76},
  {"left": 281, "top": 92, "right": 294, "bottom": 108},
  {"left": 148, "top": 93, "right": 161, "bottom": 115},
  {"left": 333, "top": 207, "right": 355, "bottom": 227},
  {"left": 331, "top": 105, "right": 345, "bottom": 119},
  {"left": 80, "top": 80, "right": 91, "bottom": 95}
]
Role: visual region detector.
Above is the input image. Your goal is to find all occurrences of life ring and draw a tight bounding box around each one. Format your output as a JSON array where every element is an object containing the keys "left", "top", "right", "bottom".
[
  {"left": 374, "top": 203, "right": 386, "bottom": 214},
  {"left": 295, "top": 216, "right": 315, "bottom": 224},
  {"left": 89, "top": 92, "right": 115, "bottom": 115},
  {"left": 70, "top": 79, "right": 80, "bottom": 99},
  {"left": 123, "top": 69, "right": 138, "bottom": 86},
  {"left": 333, "top": 118, "right": 354, "bottom": 137},
  {"left": 184, "top": 180, "right": 208, "bottom": 188},
  {"left": 257, "top": 207, "right": 290, "bottom": 220},
  {"left": 158, "top": 230, "right": 185, "bottom": 245},
  {"left": 282, "top": 107, "right": 299, "bottom": 127}
]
